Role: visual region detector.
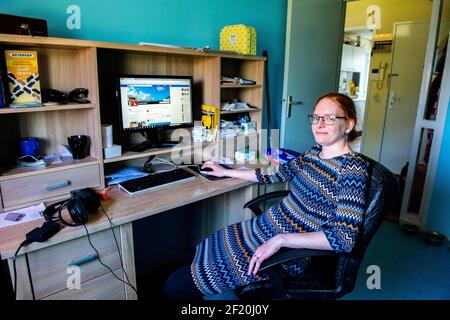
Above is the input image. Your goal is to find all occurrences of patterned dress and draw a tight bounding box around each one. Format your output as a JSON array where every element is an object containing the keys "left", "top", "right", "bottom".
[{"left": 191, "top": 145, "right": 369, "bottom": 295}]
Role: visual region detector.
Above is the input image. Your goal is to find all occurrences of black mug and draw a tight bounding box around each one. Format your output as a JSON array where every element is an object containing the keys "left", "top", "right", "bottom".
[{"left": 68, "top": 135, "right": 89, "bottom": 159}]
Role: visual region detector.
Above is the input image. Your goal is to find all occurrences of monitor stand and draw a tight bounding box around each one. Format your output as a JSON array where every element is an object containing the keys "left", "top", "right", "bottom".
[{"left": 128, "top": 128, "right": 180, "bottom": 152}]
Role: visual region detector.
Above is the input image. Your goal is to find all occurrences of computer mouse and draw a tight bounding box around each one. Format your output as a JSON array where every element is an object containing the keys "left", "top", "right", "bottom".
[{"left": 200, "top": 167, "right": 213, "bottom": 173}]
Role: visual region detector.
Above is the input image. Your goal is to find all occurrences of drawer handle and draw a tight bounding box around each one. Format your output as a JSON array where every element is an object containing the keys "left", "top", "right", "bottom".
[
  {"left": 46, "top": 180, "right": 70, "bottom": 191},
  {"left": 68, "top": 254, "right": 98, "bottom": 267}
]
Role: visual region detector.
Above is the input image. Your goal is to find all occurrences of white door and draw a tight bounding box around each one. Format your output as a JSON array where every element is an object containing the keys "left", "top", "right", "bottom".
[
  {"left": 379, "top": 22, "right": 430, "bottom": 174},
  {"left": 281, "top": 0, "right": 346, "bottom": 152}
]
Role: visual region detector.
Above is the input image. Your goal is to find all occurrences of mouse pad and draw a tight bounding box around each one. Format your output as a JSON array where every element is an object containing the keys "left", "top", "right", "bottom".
[{"left": 186, "top": 165, "right": 231, "bottom": 181}]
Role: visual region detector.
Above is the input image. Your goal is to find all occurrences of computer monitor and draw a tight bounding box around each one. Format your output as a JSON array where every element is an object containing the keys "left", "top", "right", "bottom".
[{"left": 117, "top": 75, "right": 193, "bottom": 151}]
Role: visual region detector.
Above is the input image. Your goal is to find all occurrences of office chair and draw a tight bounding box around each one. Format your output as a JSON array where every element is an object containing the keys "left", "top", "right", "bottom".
[{"left": 234, "top": 154, "right": 398, "bottom": 300}]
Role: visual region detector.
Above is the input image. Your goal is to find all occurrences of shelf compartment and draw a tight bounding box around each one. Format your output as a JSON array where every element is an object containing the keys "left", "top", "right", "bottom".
[
  {"left": 0, "top": 103, "right": 96, "bottom": 115},
  {"left": 103, "top": 142, "right": 209, "bottom": 164},
  {"left": 0, "top": 157, "right": 100, "bottom": 181}
]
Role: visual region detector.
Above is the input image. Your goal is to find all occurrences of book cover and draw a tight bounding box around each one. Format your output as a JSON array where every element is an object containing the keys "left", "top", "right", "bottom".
[
  {"left": 201, "top": 104, "right": 219, "bottom": 129},
  {"left": 5, "top": 50, "right": 42, "bottom": 106}
]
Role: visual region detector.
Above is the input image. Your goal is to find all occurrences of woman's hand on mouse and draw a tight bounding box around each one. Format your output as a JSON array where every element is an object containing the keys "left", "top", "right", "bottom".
[{"left": 201, "top": 162, "right": 228, "bottom": 177}]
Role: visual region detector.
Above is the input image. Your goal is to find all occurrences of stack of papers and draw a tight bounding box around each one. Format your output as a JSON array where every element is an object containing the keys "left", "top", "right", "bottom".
[
  {"left": 105, "top": 167, "right": 149, "bottom": 186},
  {"left": 0, "top": 203, "right": 45, "bottom": 229}
]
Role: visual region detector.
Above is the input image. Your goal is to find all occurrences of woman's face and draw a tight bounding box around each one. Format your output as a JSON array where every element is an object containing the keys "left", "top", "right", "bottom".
[{"left": 311, "top": 98, "right": 354, "bottom": 147}]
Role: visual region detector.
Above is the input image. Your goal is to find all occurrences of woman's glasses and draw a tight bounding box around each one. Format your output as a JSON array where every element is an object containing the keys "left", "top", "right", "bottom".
[{"left": 308, "top": 114, "right": 346, "bottom": 125}]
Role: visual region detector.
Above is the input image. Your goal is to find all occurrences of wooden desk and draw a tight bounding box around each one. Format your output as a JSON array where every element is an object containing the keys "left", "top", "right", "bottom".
[{"left": 0, "top": 173, "right": 257, "bottom": 300}]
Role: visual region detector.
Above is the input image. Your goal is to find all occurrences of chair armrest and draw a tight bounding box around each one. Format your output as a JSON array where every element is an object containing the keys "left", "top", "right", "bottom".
[
  {"left": 243, "top": 190, "right": 289, "bottom": 216},
  {"left": 259, "top": 248, "right": 349, "bottom": 272}
]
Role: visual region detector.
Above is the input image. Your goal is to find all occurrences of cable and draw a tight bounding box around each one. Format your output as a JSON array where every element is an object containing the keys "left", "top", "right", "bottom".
[
  {"left": 12, "top": 239, "right": 31, "bottom": 300},
  {"left": 99, "top": 203, "right": 137, "bottom": 294},
  {"left": 82, "top": 223, "right": 138, "bottom": 294}
]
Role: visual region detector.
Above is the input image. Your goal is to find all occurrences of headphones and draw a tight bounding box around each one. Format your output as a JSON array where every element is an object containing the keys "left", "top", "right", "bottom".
[{"left": 44, "top": 188, "right": 101, "bottom": 227}]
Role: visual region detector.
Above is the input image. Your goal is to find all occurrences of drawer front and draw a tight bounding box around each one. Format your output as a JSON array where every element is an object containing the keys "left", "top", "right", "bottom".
[
  {"left": 28, "top": 228, "right": 122, "bottom": 299},
  {"left": 0, "top": 164, "right": 100, "bottom": 208},
  {"left": 41, "top": 269, "right": 126, "bottom": 300}
]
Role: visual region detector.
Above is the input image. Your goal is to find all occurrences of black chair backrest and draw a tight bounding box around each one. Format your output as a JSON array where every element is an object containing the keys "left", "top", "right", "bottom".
[{"left": 352, "top": 154, "right": 399, "bottom": 258}]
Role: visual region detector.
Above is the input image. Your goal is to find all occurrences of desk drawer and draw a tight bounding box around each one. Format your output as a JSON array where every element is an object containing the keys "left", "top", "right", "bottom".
[
  {"left": 41, "top": 269, "right": 126, "bottom": 300},
  {"left": 28, "top": 227, "right": 122, "bottom": 300},
  {"left": 0, "top": 164, "right": 100, "bottom": 208}
]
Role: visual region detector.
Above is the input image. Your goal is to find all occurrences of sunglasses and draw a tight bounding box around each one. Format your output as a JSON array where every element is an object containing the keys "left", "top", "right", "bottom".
[{"left": 42, "top": 88, "right": 90, "bottom": 104}]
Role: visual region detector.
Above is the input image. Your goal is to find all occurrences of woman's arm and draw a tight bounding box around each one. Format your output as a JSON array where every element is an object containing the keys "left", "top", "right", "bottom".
[
  {"left": 201, "top": 157, "right": 299, "bottom": 185},
  {"left": 200, "top": 162, "right": 258, "bottom": 181},
  {"left": 247, "top": 232, "right": 332, "bottom": 276}
]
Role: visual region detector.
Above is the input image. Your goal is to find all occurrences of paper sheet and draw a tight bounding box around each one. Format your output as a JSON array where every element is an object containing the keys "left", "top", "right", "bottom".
[{"left": 0, "top": 203, "right": 45, "bottom": 229}]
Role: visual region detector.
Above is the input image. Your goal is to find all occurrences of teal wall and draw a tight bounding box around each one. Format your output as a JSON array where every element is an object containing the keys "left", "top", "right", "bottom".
[
  {"left": 0, "top": 0, "right": 287, "bottom": 129},
  {"left": 427, "top": 99, "right": 450, "bottom": 237}
]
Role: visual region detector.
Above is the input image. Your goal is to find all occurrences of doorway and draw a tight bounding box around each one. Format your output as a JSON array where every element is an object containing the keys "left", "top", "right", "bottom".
[
  {"left": 344, "top": 0, "right": 450, "bottom": 225},
  {"left": 379, "top": 21, "right": 430, "bottom": 175},
  {"left": 338, "top": 27, "right": 373, "bottom": 152}
]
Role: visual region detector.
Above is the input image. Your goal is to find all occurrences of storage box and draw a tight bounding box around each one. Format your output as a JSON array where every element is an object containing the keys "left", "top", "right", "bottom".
[
  {"left": 235, "top": 149, "right": 256, "bottom": 162},
  {"left": 103, "top": 144, "right": 122, "bottom": 159},
  {"left": 220, "top": 24, "right": 256, "bottom": 55}
]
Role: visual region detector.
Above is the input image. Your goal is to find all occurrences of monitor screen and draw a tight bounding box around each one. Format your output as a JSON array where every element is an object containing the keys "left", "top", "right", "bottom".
[{"left": 118, "top": 75, "right": 193, "bottom": 131}]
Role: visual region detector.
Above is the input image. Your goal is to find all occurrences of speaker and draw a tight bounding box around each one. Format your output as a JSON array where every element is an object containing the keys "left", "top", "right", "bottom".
[
  {"left": 0, "top": 14, "right": 48, "bottom": 37},
  {"left": 43, "top": 188, "right": 100, "bottom": 227}
]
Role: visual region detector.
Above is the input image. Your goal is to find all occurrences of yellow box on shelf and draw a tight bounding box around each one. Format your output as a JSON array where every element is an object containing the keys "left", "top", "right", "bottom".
[{"left": 220, "top": 24, "right": 256, "bottom": 55}]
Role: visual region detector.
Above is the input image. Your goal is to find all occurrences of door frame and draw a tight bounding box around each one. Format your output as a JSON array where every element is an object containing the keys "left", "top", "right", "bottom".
[
  {"left": 400, "top": 0, "right": 450, "bottom": 227},
  {"left": 280, "top": 0, "right": 293, "bottom": 148},
  {"left": 378, "top": 20, "right": 430, "bottom": 174}
]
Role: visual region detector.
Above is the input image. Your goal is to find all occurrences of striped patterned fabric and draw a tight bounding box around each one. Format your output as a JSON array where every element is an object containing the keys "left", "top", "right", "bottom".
[{"left": 191, "top": 145, "right": 369, "bottom": 295}]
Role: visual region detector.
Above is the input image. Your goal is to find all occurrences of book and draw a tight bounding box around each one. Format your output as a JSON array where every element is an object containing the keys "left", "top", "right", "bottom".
[
  {"left": 4, "top": 50, "right": 42, "bottom": 107},
  {"left": 201, "top": 104, "right": 219, "bottom": 143},
  {"left": 9, "top": 102, "right": 42, "bottom": 108},
  {"left": 201, "top": 104, "right": 219, "bottom": 129}
]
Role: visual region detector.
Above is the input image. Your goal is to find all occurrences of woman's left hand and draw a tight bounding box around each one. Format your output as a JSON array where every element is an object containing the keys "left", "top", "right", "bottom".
[{"left": 248, "top": 234, "right": 284, "bottom": 276}]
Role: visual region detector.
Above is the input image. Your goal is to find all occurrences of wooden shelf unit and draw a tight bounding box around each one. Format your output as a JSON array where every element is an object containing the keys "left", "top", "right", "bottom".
[
  {"left": 219, "top": 58, "right": 264, "bottom": 161},
  {"left": 0, "top": 33, "right": 265, "bottom": 212}
]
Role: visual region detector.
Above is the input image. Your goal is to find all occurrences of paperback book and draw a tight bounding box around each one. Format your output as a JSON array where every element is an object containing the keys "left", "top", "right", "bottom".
[{"left": 4, "top": 50, "right": 42, "bottom": 107}]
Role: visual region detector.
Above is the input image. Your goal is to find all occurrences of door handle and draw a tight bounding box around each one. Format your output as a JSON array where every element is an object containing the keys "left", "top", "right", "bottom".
[
  {"left": 286, "top": 96, "right": 303, "bottom": 118},
  {"left": 388, "top": 90, "right": 400, "bottom": 109}
]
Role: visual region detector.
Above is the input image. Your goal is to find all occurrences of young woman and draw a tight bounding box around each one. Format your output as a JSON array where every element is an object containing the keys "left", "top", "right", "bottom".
[{"left": 164, "top": 92, "right": 369, "bottom": 299}]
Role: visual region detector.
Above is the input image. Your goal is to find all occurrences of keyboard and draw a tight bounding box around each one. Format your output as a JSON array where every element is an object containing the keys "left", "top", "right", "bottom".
[{"left": 118, "top": 168, "right": 196, "bottom": 196}]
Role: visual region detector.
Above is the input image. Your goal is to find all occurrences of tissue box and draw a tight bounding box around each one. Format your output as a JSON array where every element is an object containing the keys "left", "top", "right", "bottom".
[
  {"left": 220, "top": 24, "right": 256, "bottom": 55},
  {"left": 235, "top": 149, "right": 256, "bottom": 162},
  {"left": 103, "top": 144, "right": 122, "bottom": 159}
]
